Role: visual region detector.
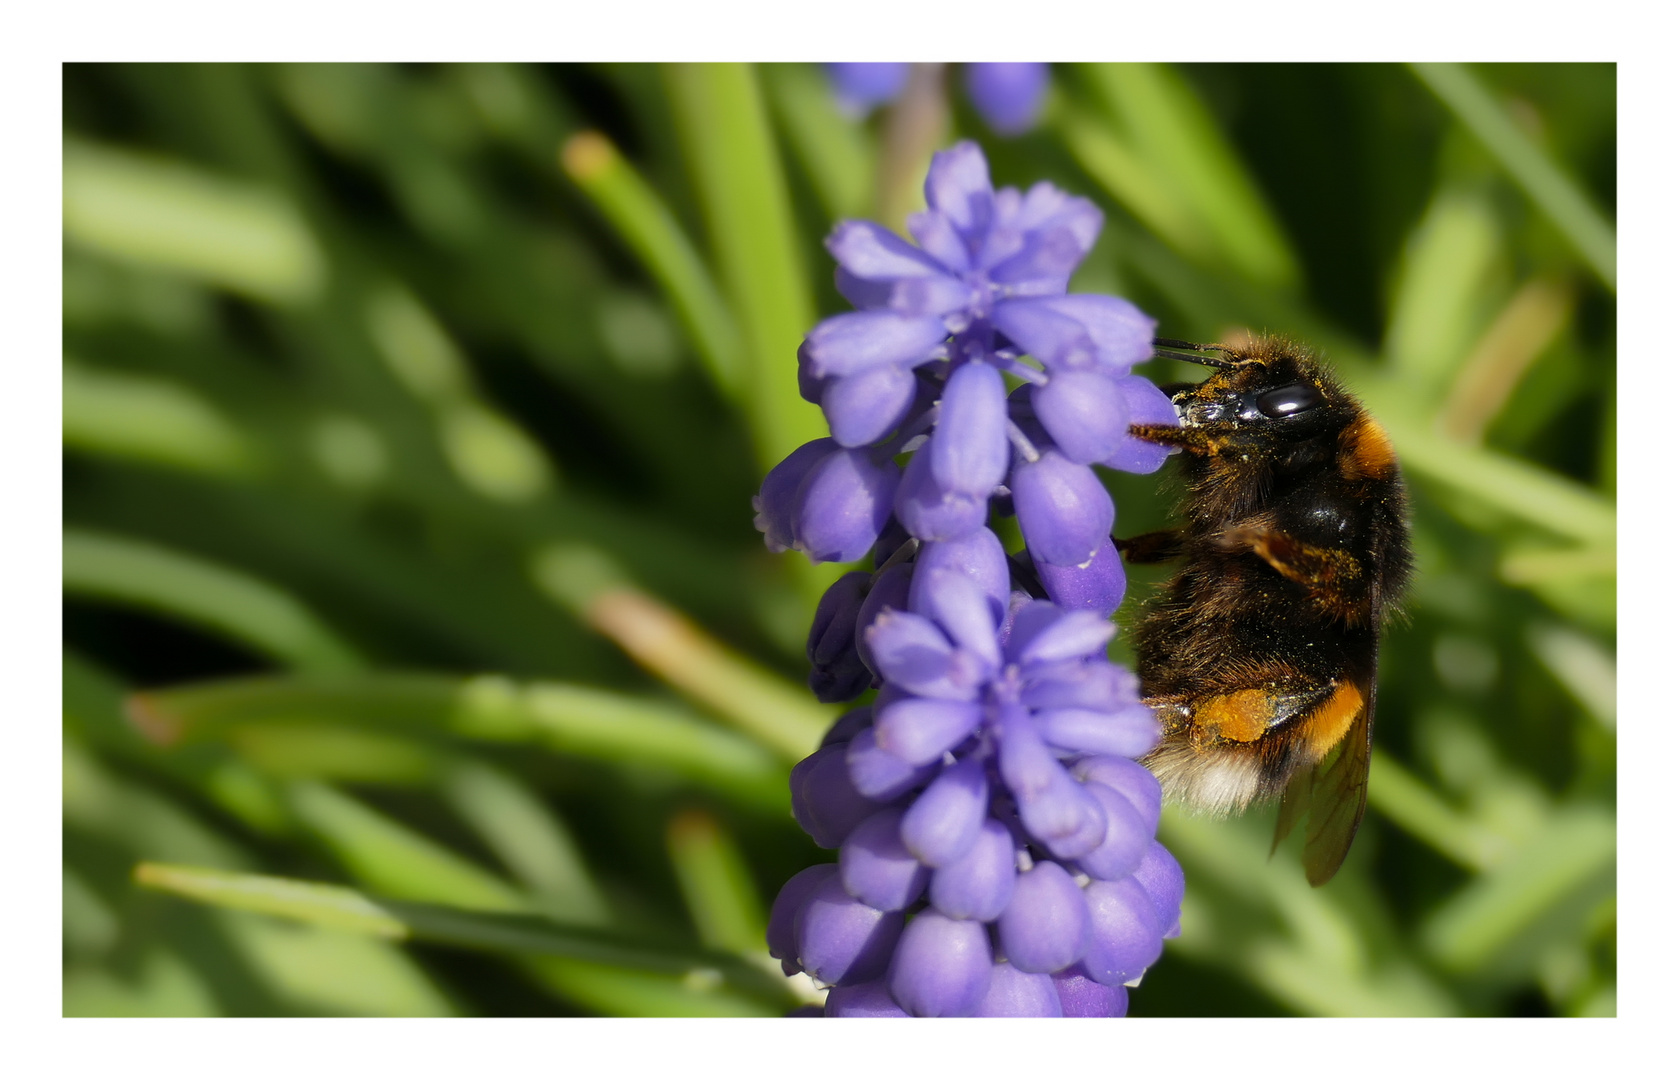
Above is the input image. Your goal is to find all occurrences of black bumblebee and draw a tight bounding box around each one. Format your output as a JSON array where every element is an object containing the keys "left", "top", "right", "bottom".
[{"left": 1118, "top": 336, "right": 1411, "bottom": 885}]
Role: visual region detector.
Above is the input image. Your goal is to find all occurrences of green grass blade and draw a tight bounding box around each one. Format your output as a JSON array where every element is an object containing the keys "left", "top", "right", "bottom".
[
  {"left": 135, "top": 862, "right": 797, "bottom": 1011},
  {"left": 762, "top": 63, "right": 873, "bottom": 222},
  {"left": 560, "top": 131, "right": 744, "bottom": 400},
  {"left": 128, "top": 673, "right": 791, "bottom": 813},
  {"left": 443, "top": 761, "right": 611, "bottom": 925},
  {"left": 1081, "top": 64, "right": 1301, "bottom": 290},
  {"left": 63, "top": 359, "right": 257, "bottom": 476},
  {"left": 1411, "top": 63, "right": 1615, "bottom": 291},
  {"left": 665, "top": 809, "right": 767, "bottom": 955},
  {"left": 63, "top": 529, "right": 364, "bottom": 674},
  {"left": 286, "top": 781, "right": 528, "bottom": 911},
  {"left": 63, "top": 139, "right": 326, "bottom": 305},
  {"left": 665, "top": 63, "right": 824, "bottom": 470}
]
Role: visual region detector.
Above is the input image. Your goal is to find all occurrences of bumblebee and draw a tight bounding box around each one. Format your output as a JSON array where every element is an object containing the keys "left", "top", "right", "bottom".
[{"left": 1118, "top": 335, "right": 1411, "bottom": 885}]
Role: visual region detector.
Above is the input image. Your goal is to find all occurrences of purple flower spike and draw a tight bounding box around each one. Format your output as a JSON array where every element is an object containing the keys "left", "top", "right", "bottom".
[
  {"left": 1034, "top": 539, "right": 1126, "bottom": 619},
  {"left": 900, "top": 757, "right": 989, "bottom": 867},
  {"left": 1053, "top": 972, "right": 1128, "bottom": 1017},
  {"left": 888, "top": 912, "right": 993, "bottom": 1017},
  {"left": 763, "top": 137, "right": 1180, "bottom": 1019},
  {"left": 825, "top": 980, "right": 910, "bottom": 1017},
  {"left": 1011, "top": 450, "right": 1115, "bottom": 567},
  {"left": 791, "top": 743, "right": 880, "bottom": 849},
  {"left": 997, "top": 861, "right": 1093, "bottom": 974},
  {"left": 975, "top": 961, "right": 1062, "bottom": 1016},
  {"left": 846, "top": 726, "right": 938, "bottom": 801},
  {"left": 928, "top": 817, "right": 1017, "bottom": 921},
  {"left": 1080, "top": 877, "right": 1165, "bottom": 986},
  {"left": 768, "top": 864, "right": 837, "bottom": 973},
  {"left": 841, "top": 809, "right": 932, "bottom": 912},
  {"left": 1102, "top": 375, "right": 1180, "bottom": 474},
  {"left": 793, "top": 447, "right": 900, "bottom": 564},
  {"left": 964, "top": 63, "right": 1050, "bottom": 137},
  {"left": 797, "top": 874, "right": 905, "bottom": 986}
]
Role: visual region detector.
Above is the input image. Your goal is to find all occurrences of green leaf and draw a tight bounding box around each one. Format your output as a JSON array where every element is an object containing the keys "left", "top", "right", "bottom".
[
  {"left": 63, "top": 139, "right": 326, "bottom": 304},
  {"left": 63, "top": 358, "right": 257, "bottom": 476},
  {"left": 63, "top": 529, "right": 364, "bottom": 674},
  {"left": 135, "top": 862, "right": 797, "bottom": 1012},
  {"left": 1411, "top": 63, "right": 1615, "bottom": 291},
  {"left": 665, "top": 809, "right": 766, "bottom": 955},
  {"left": 664, "top": 63, "right": 824, "bottom": 470},
  {"left": 560, "top": 131, "right": 744, "bottom": 400}
]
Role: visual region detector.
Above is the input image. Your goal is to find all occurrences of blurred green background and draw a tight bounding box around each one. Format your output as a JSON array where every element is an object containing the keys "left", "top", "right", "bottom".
[{"left": 61, "top": 62, "right": 1615, "bottom": 1017}]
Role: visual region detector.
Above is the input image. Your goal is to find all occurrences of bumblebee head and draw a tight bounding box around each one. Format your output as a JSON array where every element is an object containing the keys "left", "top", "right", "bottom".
[{"left": 1152, "top": 337, "right": 1357, "bottom": 443}]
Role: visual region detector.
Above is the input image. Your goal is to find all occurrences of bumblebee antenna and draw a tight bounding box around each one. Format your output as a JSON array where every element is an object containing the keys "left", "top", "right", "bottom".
[{"left": 1152, "top": 337, "right": 1242, "bottom": 369}]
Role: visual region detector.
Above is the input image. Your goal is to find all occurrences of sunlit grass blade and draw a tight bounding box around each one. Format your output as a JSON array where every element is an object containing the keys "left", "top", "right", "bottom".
[
  {"left": 1419, "top": 807, "right": 1615, "bottom": 978},
  {"left": 665, "top": 809, "right": 766, "bottom": 955},
  {"left": 1411, "top": 63, "right": 1615, "bottom": 292},
  {"left": 63, "top": 359, "right": 258, "bottom": 476},
  {"left": 560, "top": 131, "right": 744, "bottom": 400},
  {"left": 63, "top": 139, "right": 326, "bottom": 304},
  {"left": 128, "top": 672, "right": 791, "bottom": 813},
  {"left": 762, "top": 63, "right": 873, "bottom": 222},
  {"left": 664, "top": 63, "right": 824, "bottom": 470},
  {"left": 63, "top": 529, "right": 364, "bottom": 674},
  {"left": 1382, "top": 189, "right": 1503, "bottom": 397},
  {"left": 1076, "top": 64, "right": 1301, "bottom": 290},
  {"left": 135, "top": 862, "right": 797, "bottom": 1011},
  {"left": 1367, "top": 750, "right": 1511, "bottom": 872},
  {"left": 286, "top": 780, "right": 528, "bottom": 912},
  {"left": 443, "top": 761, "right": 611, "bottom": 925},
  {"left": 577, "top": 586, "right": 833, "bottom": 761}
]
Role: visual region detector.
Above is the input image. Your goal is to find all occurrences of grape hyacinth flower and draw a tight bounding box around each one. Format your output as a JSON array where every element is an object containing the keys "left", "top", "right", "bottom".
[
  {"left": 823, "top": 62, "right": 1052, "bottom": 137},
  {"left": 757, "top": 141, "right": 1183, "bottom": 1017}
]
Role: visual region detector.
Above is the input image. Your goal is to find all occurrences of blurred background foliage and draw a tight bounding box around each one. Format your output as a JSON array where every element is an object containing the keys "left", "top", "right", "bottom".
[{"left": 61, "top": 62, "right": 1614, "bottom": 1017}]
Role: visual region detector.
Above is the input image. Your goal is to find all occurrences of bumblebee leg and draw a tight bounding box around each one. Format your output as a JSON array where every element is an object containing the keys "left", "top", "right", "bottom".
[
  {"left": 1115, "top": 529, "right": 1185, "bottom": 564},
  {"left": 1129, "top": 423, "right": 1220, "bottom": 455},
  {"left": 1220, "top": 524, "right": 1366, "bottom": 617}
]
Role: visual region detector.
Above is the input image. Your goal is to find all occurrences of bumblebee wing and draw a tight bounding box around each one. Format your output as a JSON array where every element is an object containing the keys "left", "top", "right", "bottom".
[
  {"left": 1299, "top": 680, "right": 1375, "bottom": 886},
  {"left": 1270, "top": 761, "right": 1313, "bottom": 856}
]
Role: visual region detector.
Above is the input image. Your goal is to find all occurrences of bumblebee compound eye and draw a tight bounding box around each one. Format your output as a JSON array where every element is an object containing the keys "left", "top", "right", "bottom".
[{"left": 1256, "top": 382, "right": 1324, "bottom": 418}]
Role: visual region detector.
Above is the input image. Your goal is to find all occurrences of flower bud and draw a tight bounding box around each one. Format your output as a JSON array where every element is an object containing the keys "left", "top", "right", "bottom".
[
  {"left": 900, "top": 757, "right": 989, "bottom": 867},
  {"left": 807, "top": 571, "right": 874, "bottom": 703},
  {"left": 927, "top": 817, "right": 1016, "bottom": 921},
  {"left": 791, "top": 743, "right": 880, "bottom": 849},
  {"left": 1034, "top": 539, "right": 1125, "bottom": 619},
  {"left": 1080, "top": 876, "right": 1164, "bottom": 986},
  {"left": 797, "top": 874, "right": 904, "bottom": 986},
  {"left": 824, "top": 979, "right": 910, "bottom": 1017},
  {"left": 997, "top": 861, "right": 1092, "bottom": 974},
  {"left": 1011, "top": 450, "right": 1115, "bottom": 567},
  {"left": 840, "top": 809, "right": 932, "bottom": 912},
  {"left": 974, "top": 960, "right": 1062, "bottom": 1016},
  {"left": 794, "top": 447, "right": 900, "bottom": 564},
  {"left": 887, "top": 911, "right": 993, "bottom": 1017},
  {"left": 1053, "top": 971, "right": 1128, "bottom": 1017}
]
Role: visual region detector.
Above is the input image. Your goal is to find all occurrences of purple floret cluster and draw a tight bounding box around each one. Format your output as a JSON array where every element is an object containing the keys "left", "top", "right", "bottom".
[{"left": 755, "top": 142, "right": 1184, "bottom": 1017}]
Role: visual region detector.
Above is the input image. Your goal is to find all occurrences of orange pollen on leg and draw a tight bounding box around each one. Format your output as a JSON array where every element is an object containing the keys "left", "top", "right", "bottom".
[
  {"left": 1340, "top": 416, "right": 1397, "bottom": 479},
  {"left": 1193, "top": 689, "right": 1274, "bottom": 743},
  {"left": 1302, "top": 681, "right": 1366, "bottom": 759}
]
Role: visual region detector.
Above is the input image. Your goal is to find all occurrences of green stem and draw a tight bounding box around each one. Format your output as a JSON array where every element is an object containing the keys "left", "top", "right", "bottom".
[
  {"left": 664, "top": 63, "right": 824, "bottom": 471},
  {"left": 560, "top": 131, "right": 744, "bottom": 400}
]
